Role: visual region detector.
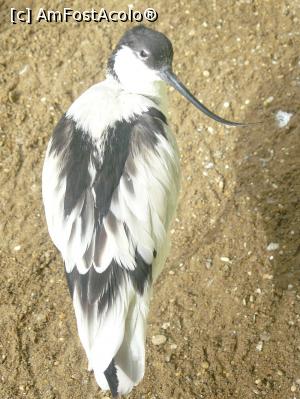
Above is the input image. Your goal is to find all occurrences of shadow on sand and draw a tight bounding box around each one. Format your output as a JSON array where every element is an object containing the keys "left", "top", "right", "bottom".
[{"left": 233, "top": 79, "right": 299, "bottom": 290}]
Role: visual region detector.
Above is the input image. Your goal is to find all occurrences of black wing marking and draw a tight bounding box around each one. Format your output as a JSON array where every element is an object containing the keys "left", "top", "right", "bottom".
[
  {"left": 66, "top": 248, "right": 152, "bottom": 314},
  {"left": 50, "top": 114, "right": 133, "bottom": 219},
  {"left": 50, "top": 116, "right": 94, "bottom": 216}
]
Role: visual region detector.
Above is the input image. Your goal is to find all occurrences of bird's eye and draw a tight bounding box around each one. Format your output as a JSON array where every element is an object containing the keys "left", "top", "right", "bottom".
[{"left": 139, "top": 50, "right": 149, "bottom": 59}]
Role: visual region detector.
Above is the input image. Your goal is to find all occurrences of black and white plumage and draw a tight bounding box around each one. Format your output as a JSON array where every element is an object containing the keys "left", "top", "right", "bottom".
[{"left": 42, "top": 26, "right": 247, "bottom": 397}]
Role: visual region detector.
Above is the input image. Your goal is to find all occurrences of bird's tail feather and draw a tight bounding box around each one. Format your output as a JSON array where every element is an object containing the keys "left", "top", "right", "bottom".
[
  {"left": 93, "top": 296, "right": 148, "bottom": 396},
  {"left": 73, "top": 280, "right": 149, "bottom": 396}
]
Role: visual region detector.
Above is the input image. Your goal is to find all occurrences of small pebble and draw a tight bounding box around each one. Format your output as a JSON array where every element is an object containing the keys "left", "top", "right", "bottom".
[
  {"left": 152, "top": 335, "right": 167, "bottom": 346},
  {"left": 256, "top": 341, "right": 263, "bottom": 351},
  {"left": 170, "top": 344, "right": 177, "bottom": 350},
  {"left": 291, "top": 384, "right": 297, "bottom": 392},
  {"left": 220, "top": 256, "right": 232, "bottom": 263},
  {"left": 262, "top": 274, "right": 273, "bottom": 280},
  {"left": 203, "top": 70, "right": 210, "bottom": 77},
  {"left": 204, "top": 161, "right": 214, "bottom": 169},
  {"left": 13, "top": 245, "right": 21, "bottom": 251},
  {"left": 276, "top": 110, "right": 293, "bottom": 128},
  {"left": 223, "top": 101, "right": 230, "bottom": 108},
  {"left": 267, "top": 242, "right": 279, "bottom": 251},
  {"left": 263, "top": 96, "right": 274, "bottom": 106},
  {"left": 162, "top": 322, "right": 170, "bottom": 330},
  {"left": 201, "top": 361, "right": 210, "bottom": 370},
  {"left": 19, "top": 65, "right": 28, "bottom": 75}
]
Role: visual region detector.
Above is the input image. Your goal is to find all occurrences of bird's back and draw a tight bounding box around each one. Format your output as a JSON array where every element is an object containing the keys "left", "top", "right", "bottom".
[{"left": 42, "top": 77, "right": 180, "bottom": 396}]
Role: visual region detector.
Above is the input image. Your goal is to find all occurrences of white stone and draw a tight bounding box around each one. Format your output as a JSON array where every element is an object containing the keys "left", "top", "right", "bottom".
[
  {"left": 276, "top": 110, "right": 293, "bottom": 128},
  {"left": 204, "top": 161, "right": 214, "bottom": 169},
  {"left": 264, "top": 96, "right": 274, "bottom": 105},
  {"left": 19, "top": 65, "right": 28, "bottom": 75},
  {"left": 152, "top": 335, "right": 167, "bottom": 345},
  {"left": 256, "top": 341, "right": 263, "bottom": 351},
  {"left": 267, "top": 242, "right": 279, "bottom": 251},
  {"left": 220, "top": 256, "right": 232, "bottom": 263}
]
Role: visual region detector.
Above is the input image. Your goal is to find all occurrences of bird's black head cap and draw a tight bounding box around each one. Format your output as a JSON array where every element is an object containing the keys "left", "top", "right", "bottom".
[{"left": 108, "top": 26, "right": 173, "bottom": 76}]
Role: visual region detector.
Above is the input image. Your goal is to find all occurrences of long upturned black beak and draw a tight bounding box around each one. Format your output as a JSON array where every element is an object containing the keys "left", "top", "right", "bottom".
[{"left": 161, "top": 69, "right": 255, "bottom": 127}]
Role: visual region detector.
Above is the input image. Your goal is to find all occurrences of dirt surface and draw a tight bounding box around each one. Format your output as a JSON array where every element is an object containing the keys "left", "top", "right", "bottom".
[{"left": 0, "top": 1, "right": 300, "bottom": 398}]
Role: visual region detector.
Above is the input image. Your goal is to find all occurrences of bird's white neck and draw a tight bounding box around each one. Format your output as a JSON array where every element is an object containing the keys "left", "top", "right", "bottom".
[
  {"left": 105, "top": 74, "right": 168, "bottom": 114},
  {"left": 108, "top": 46, "right": 167, "bottom": 100}
]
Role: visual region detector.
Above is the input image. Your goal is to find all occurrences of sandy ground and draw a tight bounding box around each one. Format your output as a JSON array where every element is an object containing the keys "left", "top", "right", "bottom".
[{"left": 0, "top": 0, "right": 300, "bottom": 398}]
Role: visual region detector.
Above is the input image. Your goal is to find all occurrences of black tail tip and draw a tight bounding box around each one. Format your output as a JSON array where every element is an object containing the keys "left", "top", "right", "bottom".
[{"left": 104, "top": 359, "right": 119, "bottom": 398}]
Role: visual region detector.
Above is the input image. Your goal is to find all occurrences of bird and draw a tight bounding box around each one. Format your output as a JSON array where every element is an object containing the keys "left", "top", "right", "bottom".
[{"left": 42, "top": 25, "right": 248, "bottom": 397}]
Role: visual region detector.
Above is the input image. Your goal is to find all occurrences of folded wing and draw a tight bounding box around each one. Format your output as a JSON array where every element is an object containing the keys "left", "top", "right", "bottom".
[{"left": 42, "top": 107, "right": 180, "bottom": 396}]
